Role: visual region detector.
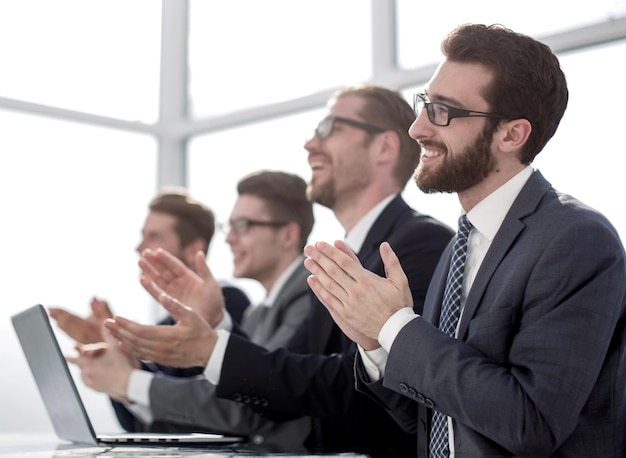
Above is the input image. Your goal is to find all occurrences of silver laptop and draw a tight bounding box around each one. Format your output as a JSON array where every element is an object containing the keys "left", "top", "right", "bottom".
[{"left": 11, "top": 304, "right": 243, "bottom": 447}]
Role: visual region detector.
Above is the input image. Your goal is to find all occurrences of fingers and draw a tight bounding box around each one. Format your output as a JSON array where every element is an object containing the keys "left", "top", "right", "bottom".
[
  {"left": 48, "top": 307, "right": 71, "bottom": 324},
  {"left": 48, "top": 307, "right": 101, "bottom": 344},
  {"left": 139, "top": 275, "right": 163, "bottom": 302},
  {"left": 139, "top": 248, "right": 185, "bottom": 286},
  {"left": 333, "top": 240, "right": 359, "bottom": 263},
  {"left": 158, "top": 292, "right": 192, "bottom": 321},
  {"left": 104, "top": 316, "right": 171, "bottom": 362}
]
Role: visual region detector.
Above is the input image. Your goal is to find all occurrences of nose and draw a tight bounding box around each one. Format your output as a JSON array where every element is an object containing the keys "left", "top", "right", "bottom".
[
  {"left": 408, "top": 109, "right": 431, "bottom": 141},
  {"left": 225, "top": 228, "right": 237, "bottom": 245},
  {"left": 136, "top": 240, "right": 145, "bottom": 256},
  {"left": 304, "top": 134, "right": 318, "bottom": 152}
]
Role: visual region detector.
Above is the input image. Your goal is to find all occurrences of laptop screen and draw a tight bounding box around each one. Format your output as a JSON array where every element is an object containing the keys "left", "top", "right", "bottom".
[
  {"left": 12, "top": 304, "right": 99, "bottom": 445},
  {"left": 11, "top": 304, "right": 243, "bottom": 447}
]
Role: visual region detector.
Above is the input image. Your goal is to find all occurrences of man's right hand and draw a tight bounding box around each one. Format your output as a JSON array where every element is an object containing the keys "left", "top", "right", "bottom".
[
  {"left": 104, "top": 291, "right": 218, "bottom": 368},
  {"left": 49, "top": 297, "right": 114, "bottom": 344}
]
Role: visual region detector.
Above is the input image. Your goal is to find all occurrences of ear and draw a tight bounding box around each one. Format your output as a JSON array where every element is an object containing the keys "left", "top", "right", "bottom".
[
  {"left": 280, "top": 222, "right": 301, "bottom": 250},
  {"left": 498, "top": 118, "right": 532, "bottom": 154},
  {"left": 374, "top": 130, "right": 400, "bottom": 165}
]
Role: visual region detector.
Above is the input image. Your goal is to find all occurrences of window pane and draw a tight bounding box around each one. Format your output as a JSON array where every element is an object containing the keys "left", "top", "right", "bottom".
[
  {"left": 0, "top": 110, "right": 157, "bottom": 433},
  {"left": 188, "top": 110, "right": 344, "bottom": 302},
  {"left": 396, "top": 0, "right": 626, "bottom": 69},
  {"left": 533, "top": 40, "right": 626, "bottom": 242},
  {"left": 0, "top": 1, "right": 161, "bottom": 122},
  {"left": 188, "top": 0, "right": 372, "bottom": 117}
]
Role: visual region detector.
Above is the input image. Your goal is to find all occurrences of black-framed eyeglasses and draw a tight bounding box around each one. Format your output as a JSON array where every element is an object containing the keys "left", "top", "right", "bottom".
[
  {"left": 314, "top": 116, "right": 385, "bottom": 140},
  {"left": 413, "top": 93, "right": 509, "bottom": 127},
  {"left": 220, "top": 218, "right": 289, "bottom": 237}
]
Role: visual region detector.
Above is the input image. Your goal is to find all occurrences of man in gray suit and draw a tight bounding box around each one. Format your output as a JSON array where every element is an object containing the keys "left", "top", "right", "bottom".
[
  {"left": 305, "top": 24, "right": 626, "bottom": 457},
  {"left": 69, "top": 170, "right": 315, "bottom": 448}
]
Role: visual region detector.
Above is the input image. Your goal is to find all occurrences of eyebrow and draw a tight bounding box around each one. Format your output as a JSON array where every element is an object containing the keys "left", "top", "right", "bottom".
[{"left": 427, "top": 90, "right": 487, "bottom": 112}]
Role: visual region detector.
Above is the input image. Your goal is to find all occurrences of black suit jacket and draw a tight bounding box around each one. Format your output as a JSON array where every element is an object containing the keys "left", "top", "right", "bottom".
[
  {"left": 112, "top": 283, "right": 250, "bottom": 432},
  {"left": 356, "top": 172, "right": 626, "bottom": 457},
  {"left": 216, "top": 196, "right": 454, "bottom": 455}
]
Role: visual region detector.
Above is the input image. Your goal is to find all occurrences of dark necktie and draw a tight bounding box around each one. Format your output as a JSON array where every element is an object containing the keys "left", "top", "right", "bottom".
[{"left": 429, "top": 215, "right": 473, "bottom": 457}]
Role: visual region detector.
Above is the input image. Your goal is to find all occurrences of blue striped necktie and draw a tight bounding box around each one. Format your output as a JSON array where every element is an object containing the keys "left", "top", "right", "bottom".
[{"left": 429, "top": 214, "right": 473, "bottom": 457}]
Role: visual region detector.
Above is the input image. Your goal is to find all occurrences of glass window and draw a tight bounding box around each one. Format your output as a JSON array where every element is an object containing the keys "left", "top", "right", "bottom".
[
  {"left": 0, "top": 1, "right": 161, "bottom": 123},
  {"left": 188, "top": 0, "right": 372, "bottom": 117},
  {"left": 533, "top": 40, "right": 626, "bottom": 242},
  {"left": 396, "top": 0, "right": 626, "bottom": 69},
  {"left": 0, "top": 110, "right": 157, "bottom": 432}
]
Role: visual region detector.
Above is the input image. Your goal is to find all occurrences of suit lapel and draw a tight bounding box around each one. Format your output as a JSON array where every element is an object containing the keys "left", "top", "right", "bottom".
[
  {"left": 457, "top": 171, "right": 552, "bottom": 340},
  {"left": 245, "top": 261, "right": 309, "bottom": 343},
  {"left": 358, "top": 196, "right": 410, "bottom": 269}
]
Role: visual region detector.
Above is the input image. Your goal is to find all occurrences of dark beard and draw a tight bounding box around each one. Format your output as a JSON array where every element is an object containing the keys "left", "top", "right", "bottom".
[
  {"left": 414, "top": 128, "right": 496, "bottom": 194},
  {"left": 306, "top": 181, "right": 336, "bottom": 209}
]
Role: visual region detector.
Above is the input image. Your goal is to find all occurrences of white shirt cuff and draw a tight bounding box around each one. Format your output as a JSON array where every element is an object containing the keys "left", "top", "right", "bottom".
[
  {"left": 203, "top": 329, "right": 230, "bottom": 385},
  {"left": 358, "top": 345, "right": 388, "bottom": 381},
  {"left": 124, "top": 369, "right": 156, "bottom": 424},
  {"left": 378, "top": 307, "right": 418, "bottom": 352}
]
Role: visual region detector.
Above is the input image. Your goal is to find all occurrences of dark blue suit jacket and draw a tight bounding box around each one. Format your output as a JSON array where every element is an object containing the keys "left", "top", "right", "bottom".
[
  {"left": 216, "top": 196, "right": 454, "bottom": 455},
  {"left": 356, "top": 171, "right": 626, "bottom": 457}
]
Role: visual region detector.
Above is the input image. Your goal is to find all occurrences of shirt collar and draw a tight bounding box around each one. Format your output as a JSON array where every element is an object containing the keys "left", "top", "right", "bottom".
[
  {"left": 261, "top": 255, "right": 305, "bottom": 307},
  {"left": 466, "top": 166, "right": 533, "bottom": 241},
  {"left": 344, "top": 194, "right": 397, "bottom": 253}
]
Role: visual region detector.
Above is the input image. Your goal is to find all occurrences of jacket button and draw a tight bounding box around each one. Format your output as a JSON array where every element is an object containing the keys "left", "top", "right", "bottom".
[
  {"left": 232, "top": 393, "right": 242, "bottom": 402},
  {"left": 408, "top": 388, "right": 417, "bottom": 398},
  {"left": 424, "top": 398, "right": 435, "bottom": 409},
  {"left": 252, "top": 435, "right": 265, "bottom": 445},
  {"left": 399, "top": 383, "right": 409, "bottom": 393},
  {"left": 416, "top": 394, "right": 425, "bottom": 404}
]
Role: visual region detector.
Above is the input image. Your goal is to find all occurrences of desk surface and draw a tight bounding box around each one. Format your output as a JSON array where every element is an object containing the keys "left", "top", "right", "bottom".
[{"left": 0, "top": 434, "right": 369, "bottom": 457}]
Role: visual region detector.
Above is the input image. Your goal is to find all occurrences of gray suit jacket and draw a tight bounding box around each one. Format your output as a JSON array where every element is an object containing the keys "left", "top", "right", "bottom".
[
  {"left": 148, "top": 261, "right": 313, "bottom": 449},
  {"left": 356, "top": 170, "right": 626, "bottom": 457}
]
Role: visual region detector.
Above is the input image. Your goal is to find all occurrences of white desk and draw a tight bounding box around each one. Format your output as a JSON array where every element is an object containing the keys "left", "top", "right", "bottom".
[{"left": 0, "top": 434, "right": 370, "bottom": 457}]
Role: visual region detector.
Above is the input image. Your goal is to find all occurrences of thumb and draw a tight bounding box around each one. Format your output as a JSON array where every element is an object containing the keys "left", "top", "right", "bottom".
[
  {"left": 194, "top": 251, "right": 215, "bottom": 282},
  {"left": 101, "top": 319, "right": 119, "bottom": 347},
  {"left": 92, "top": 298, "right": 114, "bottom": 320},
  {"left": 380, "top": 242, "right": 409, "bottom": 287}
]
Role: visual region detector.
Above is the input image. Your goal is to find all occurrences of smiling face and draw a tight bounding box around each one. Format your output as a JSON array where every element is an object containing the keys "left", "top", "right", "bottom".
[
  {"left": 304, "top": 95, "right": 377, "bottom": 211},
  {"left": 136, "top": 211, "right": 185, "bottom": 262},
  {"left": 225, "top": 194, "right": 294, "bottom": 291},
  {"left": 410, "top": 60, "right": 501, "bottom": 196}
]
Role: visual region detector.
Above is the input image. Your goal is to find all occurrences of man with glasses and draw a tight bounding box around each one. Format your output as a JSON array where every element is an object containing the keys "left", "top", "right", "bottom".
[
  {"left": 49, "top": 189, "right": 250, "bottom": 344},
  {"left": 69, "top": 170, "right": 316, "bottom": 447},
  {"left": 95, "top": 84, "right": 454, "bottom": 455},
  {"left": 305, "top": 24, "right": 626, "bottom": 457}
]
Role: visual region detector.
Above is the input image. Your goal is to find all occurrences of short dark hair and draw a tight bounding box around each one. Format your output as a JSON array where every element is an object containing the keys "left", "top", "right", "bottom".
[
  {"left": 149, "top": 188, "right": 215, "bottom": 253},
  {"left": 237, "top": 170, "right": 314, "bottom": 251},
  {"left": 333, "top": 84, "right": 420, "bottom": 188},
  {"left": 442, "top": 23, "right": 569, "bottom": 163}
]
